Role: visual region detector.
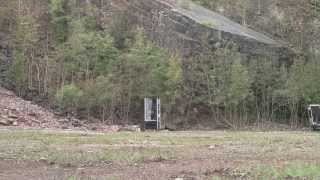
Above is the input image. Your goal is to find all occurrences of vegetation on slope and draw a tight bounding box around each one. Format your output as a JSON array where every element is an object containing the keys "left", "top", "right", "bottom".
[
  {"left": 0, "top": 0, "right": 320, "bottom": 128},
  {"left": 1, "top": 0, "right": 182, "bottom": 126}
]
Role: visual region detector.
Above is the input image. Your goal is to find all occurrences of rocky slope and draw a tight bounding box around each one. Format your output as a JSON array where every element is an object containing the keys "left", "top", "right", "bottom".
[
  {"left": 0, "top": 87, "right": 64, "bottom": 128},
  {"left": 0, "top": 87, "right": 140, "bottom": 131}
]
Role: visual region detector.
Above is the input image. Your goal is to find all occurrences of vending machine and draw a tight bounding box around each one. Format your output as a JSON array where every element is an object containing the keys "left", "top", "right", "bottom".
[{"left": 144, "top": 97, "right": 161, "bottom": 130}]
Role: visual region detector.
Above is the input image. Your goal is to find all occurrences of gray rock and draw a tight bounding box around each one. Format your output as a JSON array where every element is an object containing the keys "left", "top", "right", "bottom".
[{"left": 0, "top": 118, "right": 13, "bottom": 126}]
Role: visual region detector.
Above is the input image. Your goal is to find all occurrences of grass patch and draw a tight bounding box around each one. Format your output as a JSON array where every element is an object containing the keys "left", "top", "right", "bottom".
[
  {"left": 0, "top": 131, "right": 232, "bottom": 146},
  {"left": 45, "top": 147, "right": 175, "bottom": 167},
  {"left": 211, "top": 163, "right": 320, "bottom": 179},
  {"left": 0, "top": 131, "right": 179, "bottom": 166},
  {"left": 0, "top": 138, "right": 175, "bottom": 166},
  {"left": 0, "top": 131, "right": 319, "bottom": 148},
  {"left": 0, "top": 130, "right": 319, "bottom": 168},
  {"left": 252, "top": 163, "right": 320, "bottom": 179},
  {"left": 200, "top": 21, "right": 216, "bottom": 28}
]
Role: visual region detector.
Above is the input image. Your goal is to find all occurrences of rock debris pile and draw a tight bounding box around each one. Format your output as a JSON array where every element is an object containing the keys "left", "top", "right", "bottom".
[
  {"left": 0, "top": 87, "right": 65, "bottom": 128},
  {"left": 0, "top": 87, "right": 140, "bottom": 132}
]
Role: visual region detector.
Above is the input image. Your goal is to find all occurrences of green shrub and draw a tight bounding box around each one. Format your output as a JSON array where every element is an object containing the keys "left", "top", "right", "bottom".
[{"left": 55, "top": 84, "right": 83, "bottom": 114}]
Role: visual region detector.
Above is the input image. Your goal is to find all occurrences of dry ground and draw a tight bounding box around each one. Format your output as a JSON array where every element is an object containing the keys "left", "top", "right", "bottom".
[{"left": 0, "top": 129, "right": 320, "bottom": 180}]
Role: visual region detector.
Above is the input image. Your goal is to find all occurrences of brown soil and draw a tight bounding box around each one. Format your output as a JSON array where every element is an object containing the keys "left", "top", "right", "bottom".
[
  {"left": 0, "top": 156, "right": 257, "bottom": 180},
  {"left": 0, "top": 135, "right": 319, "bottom": 180}
]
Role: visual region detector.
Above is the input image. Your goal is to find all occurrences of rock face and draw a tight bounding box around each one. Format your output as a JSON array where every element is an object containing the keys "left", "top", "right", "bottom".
[{"left": 109, "top": 0, "right": 291, "bottom": 59}]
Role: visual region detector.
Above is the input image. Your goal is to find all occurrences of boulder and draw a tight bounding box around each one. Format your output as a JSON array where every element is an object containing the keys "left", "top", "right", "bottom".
[{"left": 0, "top": 117, "right": 13, "bottom": 126}]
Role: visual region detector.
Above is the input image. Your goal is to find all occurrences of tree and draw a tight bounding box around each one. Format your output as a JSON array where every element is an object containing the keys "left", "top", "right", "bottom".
[
  {"left": 288, "top": 58, "right": 320, "bottom": 104},
  {"left": 109, "top": 10, "right": 133, "bottom": 49},
  {"left": 226, "top": 56, "right": 250, "bottom": 127},
  {"left": 50, "top": 0, "right": 70, "bottom": 43},
  {"left": 286, "top": 58, "right": 320, "bottom": 126},
  {"left": 106, "top": 29, "right": 171, "bottom": 121},
  {"left": 94, "top": 75, "right": 116, "bottom": 123},
  {"left": 11, "top": 13, "right": 40, "bottom": 94},
  {"left": 55, "top": 84, "right": 83, "bottom": 115},
  {"left": 166, "top": 54, "right": 183, "bottom": 100},
  {"left": 236, "top": 0, "right": 251, "bottom": 26},
  {"left": 9, "top": 51, "right": 27, "bottom": 95},
  {"left": 227, "top": 57, "right": 250, "bottom": 105},
  {"left": 0, "top": 0, "right": 16, "bottom": 32},
  {"left": 122, "top": 29, "right": 169, "bottom": 98}
]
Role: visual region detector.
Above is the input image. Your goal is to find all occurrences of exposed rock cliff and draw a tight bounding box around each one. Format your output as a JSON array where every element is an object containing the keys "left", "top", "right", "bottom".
[{"left": 109, "top": 0, "right": 291, "bottom": 59}]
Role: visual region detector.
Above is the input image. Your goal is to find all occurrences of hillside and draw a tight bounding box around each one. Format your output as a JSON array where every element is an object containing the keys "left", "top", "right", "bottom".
[
  {"left": 0, "top": 0, "right": 319, "bottom": 129},
  {"left": 1, "top": 1, "right": 320, "bottom": 179}
]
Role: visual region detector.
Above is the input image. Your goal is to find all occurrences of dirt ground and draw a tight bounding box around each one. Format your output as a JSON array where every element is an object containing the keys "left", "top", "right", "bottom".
[{"left": 0, "top": 129, "right": 319, "bottom": 180}]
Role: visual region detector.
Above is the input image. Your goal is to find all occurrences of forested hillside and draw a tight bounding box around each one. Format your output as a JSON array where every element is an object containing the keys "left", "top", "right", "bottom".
[
  {"left": 0, "top": 0, "right": 178, "bottom": 127},
  {"left": 0, "top": 0, "right": 320, "bottom": 129}
]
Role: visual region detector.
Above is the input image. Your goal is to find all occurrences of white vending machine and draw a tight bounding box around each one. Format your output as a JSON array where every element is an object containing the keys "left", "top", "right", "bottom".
[{"left": 144, "top": 97, "right": 161, "bottom": 130}]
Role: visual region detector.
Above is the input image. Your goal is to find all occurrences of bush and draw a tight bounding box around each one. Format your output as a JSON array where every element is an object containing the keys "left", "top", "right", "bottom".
[{"left": 55, "top": 84, "right": 83, "bottom": 114}]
